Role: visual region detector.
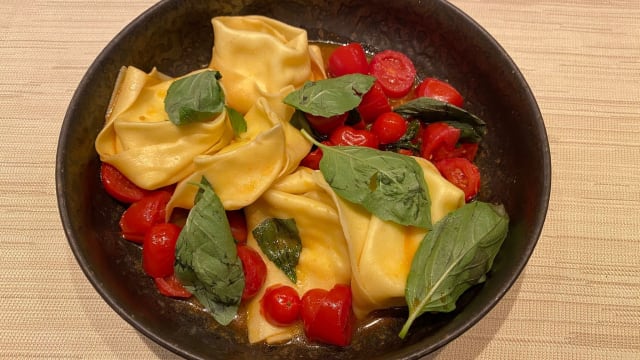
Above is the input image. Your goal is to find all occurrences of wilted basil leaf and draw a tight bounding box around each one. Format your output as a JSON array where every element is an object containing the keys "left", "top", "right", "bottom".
[{"left": 252, "top": 218, "right": 302, "bottom": 283}]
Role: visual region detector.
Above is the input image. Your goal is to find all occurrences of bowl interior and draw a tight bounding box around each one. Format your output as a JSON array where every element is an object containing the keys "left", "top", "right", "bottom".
[{"left": 56, "top": 0, "right": 550, "bottom": 359}]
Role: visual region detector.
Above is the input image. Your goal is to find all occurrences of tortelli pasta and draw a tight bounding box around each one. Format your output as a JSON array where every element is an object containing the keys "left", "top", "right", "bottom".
[{"left": 95, "top": 15, "right": 467, "bottom": 345}]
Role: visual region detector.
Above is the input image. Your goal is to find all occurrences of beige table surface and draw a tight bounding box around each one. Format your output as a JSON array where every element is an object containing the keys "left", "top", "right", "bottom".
[{"left": 2, "top": 0, "right": 639, "bottom": 359}]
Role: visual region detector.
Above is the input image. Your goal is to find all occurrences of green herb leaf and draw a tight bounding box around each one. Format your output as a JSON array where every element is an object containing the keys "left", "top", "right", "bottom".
[
  {"left": 399, "top": 201, "right": 509, "bottom": 338},
  {"left": 174, "top": 177, "right": 244, "bottom": 326},
  {"left": 165, "top": 70, "right": 226, "bottom": 126},
  {"left": 381, "top": 119, "right": 422, "bottom": 154},
  {"left": 252, "top": 218, "right": 302, "bottom": 283},
  {"left": 283, "top": 74, "right": 376, "bottom": 117},
  {"left": 226, "top": 106, "right": 247, "bottom": 136},
  {"left": 393, "top": 97, "right": 486, "bottom": 141},
  {"left": 301, "top": 130, "right": 432, "bottom": 229}
]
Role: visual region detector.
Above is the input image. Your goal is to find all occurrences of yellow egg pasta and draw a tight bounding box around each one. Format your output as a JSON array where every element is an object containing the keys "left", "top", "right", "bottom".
[
  {"left": 244, "top": 168, "right": 351, "bottom": 344},
  {"left": 313, "top": 157, "right": 465, "bottom": 318}
]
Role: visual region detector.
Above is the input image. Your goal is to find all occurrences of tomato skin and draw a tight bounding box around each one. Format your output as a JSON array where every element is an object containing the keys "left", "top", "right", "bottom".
[
  {"left": 368, "top": 50, "right": 417, "bottom": 98},
  {"left": 226, "top": 210, "right": 248, "bottom": 245},
  {"left": 154, "top": 275, "right": 192, "bottom": 298},
  {"left": 416, "top": 77, "right": 464, "bottom": 107},
  {"left": 301, "top": 284, "right": 354, "bottom": 347},
  {"left": 305, "top": 112, "right": 348, "bottom": 135},
  {"left": 435, "top": 157, "right": 481, "bottom": 202},
  {"left": 432, "top": 142, "right": 479, "bottom": 162},
  {"left": 329, "top": 125, "right": 379, "bottom": 149},
  {"left": 370, "top": 112, "right": 408, "bottom": 145},
  {"left": 420, "top": 122, "right": 461, "bottom": 161},
  {"left": 100, "top": 163, "right": 151, "bottom": 203},
  {"left": 328, "top": 42, "right": 369, "bottom": 77},
  {"left": 142, "top": 223, "right": 182, "bottom": 278},
  {"left": 301, "top": 147, "right": 323, "bottom": 170},
  {"left": 119, "top": 191, "right": 172, "bottom": 243},
  {"left": 357, "top": 82, "right": 391, "bottom": 124},
  {"left": 237, "top": 245, "right": 267, "bottom": 301},
  {"left": 260, "top": 285, "right": 301, "bottom": 326}
]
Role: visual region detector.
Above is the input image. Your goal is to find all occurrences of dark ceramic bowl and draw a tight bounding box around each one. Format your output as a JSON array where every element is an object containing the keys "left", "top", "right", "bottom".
[{"left": 56, "top": 0, "right": 550, "bottom": 359}]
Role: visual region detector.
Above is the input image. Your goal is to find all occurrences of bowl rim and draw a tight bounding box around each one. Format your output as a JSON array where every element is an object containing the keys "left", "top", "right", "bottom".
[{"left": 56, "top": 0, "right": 551, "bottom": 358}]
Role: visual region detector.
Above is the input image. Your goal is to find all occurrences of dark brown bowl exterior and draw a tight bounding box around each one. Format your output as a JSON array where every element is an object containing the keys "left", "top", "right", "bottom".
[{"left": 56, "top": 0, "right": 551, "bottom": 359}]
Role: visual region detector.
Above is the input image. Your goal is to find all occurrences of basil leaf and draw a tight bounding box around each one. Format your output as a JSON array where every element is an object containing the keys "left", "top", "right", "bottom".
[
  {"left": 174, "top": 177, "right": 244, "bottom": 326},
  {"left": 399, "top": 201, "right": 509, "bottom": 338},
  {"left": 381, "top": 119, "right": 422, "bottom": 154},
  {"left": 226, "top": 106, "right": 247, "bottom": 136},
  {"left": 393, "top": 97, "right": 486, "bottom": 141},
  {"left": 301, "top": 130, "right": 432, "bottom": 229},
  {"left": 283, "top": 74, "right": 376, "bottom": 117},
  {"left": 252, "top": 218, "right": 302, "bottom": 283},
  {"left": 165, "top": 70, "right": 225, "bottom": 126}
]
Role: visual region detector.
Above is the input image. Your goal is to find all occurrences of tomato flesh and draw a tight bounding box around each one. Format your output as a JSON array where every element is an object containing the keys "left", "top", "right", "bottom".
[
  {"left": 260, "top": 285, "right": 301, "bottom": 326},
  {"left": 370, "top": 112, "right": 408, "bottom": 145},
  {"left": 435, "top": 157, "right": 481, "bottom": 201},
  {"left": 416, "top": 77, "right": 464, "bottom": 107},
  {"left": 226, "top": 210, "right": 248, "bottom": 245},
  {"left": 301, "top": 284, "right": 354, "bottom": 347},
  {"left": 329, "top": 125, "right": 379, "bottom": 149},
  {"left": 154, "top": 275, "right": 192, "bottom": 298},
  {"left": 142, "top": 223, "right": 182, "bottom": 278},
  {"left": 420, "top": 122, "right": 461, "bottom": 161},
  {"left": 100, "top": 163, "right": 150, "bottom": 203},
  {"left": 357, "top": 82, "right": 391, "bottom": 124},
  {"left": 237, "top": 245, "right": 267, "bottom": 301},
  {"left": 432, "top": 142, "right": 479, "bottom": 162},
  {"left": 328, "top": 42, "right": 369, "bottom": 77},
  {"left": 368, "top": 50, "right": 417, "bottom": 98},
  {"left": 119, "top": 191, "right": 172, "bottom": 243},
  {"left": 305, "top": 112, "right": 348, "bottom": 135}
]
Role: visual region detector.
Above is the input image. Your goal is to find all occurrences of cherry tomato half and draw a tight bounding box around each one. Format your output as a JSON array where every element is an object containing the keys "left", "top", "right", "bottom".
[
  {"left": 329, "top": 125, "right": 379, "bottom": 148},
  {"left": 226, "top": 210, "right": 248, "bottom": 245},
  {"left": 432, "top": 142, "right": 479, "bottom": 162},
  {"left": 368, "top": 50, "right": 417, "bottom": 98},
  {"left": 119, "top": 191, "right": 172, "bottom": 243},
  {"left": 260, "top": 285, "right": 301, "bottom": 327},
  {"left": 420, "top": 122, "right": 461, "bottom": 161},
  {"left": 435, "top": 157, "right": 481, "bottom": 202},
  {"left": 154, "top": 275, "right": 192, "bottom": 298},
  {"left": 237, "top": 245, "right": 267, "bottom": 301},
  {"left": 370, "top": 112, "right": 408, "bottom": 145},
  {"left": 416, "top": 77, "right": 464, "bottom": 108},
  {"left": 100, "top": 162, "right": 151, "bottom": 203},
  {"left": 357, "top": 82, "right": 392, "bottom": 124},
  {"left": 305, "top": 112, "right": 349, "bottom": 135},
  {"left": 142, "top": 223, "right": 182, "bottom": 278},
  {"left": 328, "top": 42, "right": 369, "bottom": 77},
  {"left": 301, "top": 284, "right": 354, "bottom": 347}
]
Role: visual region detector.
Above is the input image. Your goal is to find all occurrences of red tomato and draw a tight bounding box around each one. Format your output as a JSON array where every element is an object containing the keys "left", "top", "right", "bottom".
[
  {"left": 368, "top": 50, "right": 417, "bottom": 98},
  {"left": 237, "top": 245, "right": 267, "bottom": 301},
  {"left": 100, "top": 162, "right": 151, "bottom": 203},
  {"left": 416, "top": 77, "right": 464, "bottom": 107},
  {"left": 154, "top": 275, "right": 192, "bottom": 298},
  {"left": 329, "top": 125, "right": 379, "bottom": 148},
  {"left": 432, "top": 142, "right": 479, "bottom": 162},
  {"left": 357, "top": 82, "right": 391, "bottom": 124},
  {"left": 226, "top": 210, "right": 248, "bottom": 245},
  {"left": 370, "top": 112, "right": 408, "bottom": 144},
  {"left": 420, "top": 122, "right": 461, "bottom": 161},
  {"left": 301, "top": 146, "right": 324, "bottom": 170},
  {"left": 328, "top": 42, "right": 369, "bottom": 77},
  {"left": 435, "top": 157, "right": 481, "bottom": 202},
  {"left": 260, "top": 285, "right": 301, "bottom": 326},
  {"left": 119, "top": 191, "right": 172, "bottom": 243},
  {"left": 305, "top": 112, "right": 348, "bottom": 135},
  {"left": 301, "top": 284, "right": 354, "bottom": 347},
  {"left": 142, "top": 223, "right": 181, "bottom": 278}
]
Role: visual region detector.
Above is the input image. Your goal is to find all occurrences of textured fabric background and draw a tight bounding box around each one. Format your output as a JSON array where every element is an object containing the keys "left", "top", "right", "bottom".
[{"left": 1, "top": 0, "right": 638, "bottom": 359}]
